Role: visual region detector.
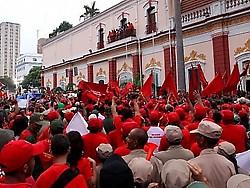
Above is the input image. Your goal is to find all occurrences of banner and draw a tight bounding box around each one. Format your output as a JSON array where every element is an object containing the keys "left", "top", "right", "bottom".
[{"left": 66, "top": 112, "right": 89, "bottom": 136}]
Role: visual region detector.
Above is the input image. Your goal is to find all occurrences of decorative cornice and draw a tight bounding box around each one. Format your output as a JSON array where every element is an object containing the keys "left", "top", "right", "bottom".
[
  {"left": 77, "top": 72, "right": 86, "bottom": 81},
  {"left": 46, "top": 79, "right": 52, "bottom": 86},
  {"left": 96, "top": 68, "right": 106, "bottom": 77},
  {"left": 118, "top": 62, "right": 132, "bottom": 74},
  {"left": 185, "top": 50, "right": 206, "bottom": 62},
  {"left": 234, "top": 39, "right": 250, "bottom": 56},
  {"left": 60, "top": 76, "right": 66, "bottom": 82},
  {"left": 145, "top": 58, "right": 161, "bottom": 69}
]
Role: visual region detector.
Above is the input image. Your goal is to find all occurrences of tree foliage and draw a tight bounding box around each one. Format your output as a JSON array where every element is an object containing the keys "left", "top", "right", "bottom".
[
  {"left": 49, "top": 21, "right": 73, "bottom": 38},
  {"left": 21, "top": 66, "right": 41, "bottom": 89},
  {"left": 80, "top": 1, "right": 100, "bottom": 20},
  {"left": 0, "top": 77, "right": 15, "bottom": 91}
]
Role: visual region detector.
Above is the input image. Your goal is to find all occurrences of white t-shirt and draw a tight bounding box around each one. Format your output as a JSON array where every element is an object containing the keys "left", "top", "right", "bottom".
[{"left": 147, "top": 126, "right": 165, "bottom": 152}]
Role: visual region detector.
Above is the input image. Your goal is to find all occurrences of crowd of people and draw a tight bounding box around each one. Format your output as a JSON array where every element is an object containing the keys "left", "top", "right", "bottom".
[
  {"left": 108, "top": 22, "right": 135, "bottom": 43},
  {"left": 0, "top": 88, "right": 250, "bottom": 188}
]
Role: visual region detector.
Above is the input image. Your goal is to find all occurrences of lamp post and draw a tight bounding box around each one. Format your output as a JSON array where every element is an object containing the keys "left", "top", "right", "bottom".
[{"left": 174, "top": 0, "right": 186, "bottom": 91}]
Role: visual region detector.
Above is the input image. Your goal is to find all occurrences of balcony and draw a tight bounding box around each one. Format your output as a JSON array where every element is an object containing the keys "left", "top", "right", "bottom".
[
  {"left": 181, "top": 0, "right": 250, "bottom": 27},
  {"left": 107, "top": 25, "right": 136, "bottom": 43},
  {"left": 146, "top": 22, "right": 157, "bottom": 34},
  {"left": 97, "top": 41, "right": 104, "bottom": 50}
]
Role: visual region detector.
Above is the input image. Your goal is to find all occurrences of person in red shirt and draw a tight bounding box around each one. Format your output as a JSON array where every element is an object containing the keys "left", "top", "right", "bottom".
[
  {"left": 36, "top": 134, "right": 88, "bottom": 188},
  {"left": 220, "top": 110, "right": 247, "bottom": 153},
  {"left": 67, "top": 131, "right": 96, "bottom": 188},
  {"left": 158, "top": 112, "right": 191, "bottom": 151},
  {"left": 82, "top": 118, "right": 109, "bottom": 164},
  {"left": 0, "top": 140, "right": 45, "bottom": 187},
  {"left": 19, "top": 113, "right": 49, "bottom": 144}
]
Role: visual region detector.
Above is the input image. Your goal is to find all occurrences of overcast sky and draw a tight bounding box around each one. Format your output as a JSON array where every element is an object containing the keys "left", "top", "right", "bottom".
[{"left": 0, "top": 0, "right": 123, "bottom": 54}]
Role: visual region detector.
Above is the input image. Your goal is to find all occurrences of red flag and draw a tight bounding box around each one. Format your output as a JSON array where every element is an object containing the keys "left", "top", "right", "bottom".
[
  {"left": 81, "top": 90, "right": 98, "bottom": 103},
  {"left": 224, "top": 64, "right": 240, "bottom": 93},
  {"left": 107, "top": 81, "right": 120, "bottom": 96},
  {"left": 160, "top": 72, "right": 178, "bottom": 98},
  {"left": 121, "top": 82, "right": 134, "bottom": 97},
  {"left": 78, "top": 80, "right": 107, "bottom": 95},
  {"left": 197, "top": 64, "right": 208, "bottom": 89},
  {"left": 189, "top": 66, "right": 199, "bottom": 99},
  {"left": 201, "top": 73, "right": 224, "bottom": 97},
  {"left": 240, "top": 63, "right": 249, "bottom": 77},
  {"left": 141, "top": 74, "right": 153, "bottom": 100}
]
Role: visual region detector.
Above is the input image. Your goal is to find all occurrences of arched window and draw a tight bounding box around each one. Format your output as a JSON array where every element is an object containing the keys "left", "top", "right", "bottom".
[
  {"left": 96, "top": 68, "right": 107, "bottom": 84},
  {"left": 145, "top": 58, "right": 162, "bottom": 96},
  {"left": 118, "top": 62, "right": 133, "bottom": 86},
  {"left": 46, "top": 79, "right": 52, "bottom": 89},
  {"left": 184, "top": 50, "right": 207, "bottom": 91},
  {"left": 235, "top": 44, "right": 250, "bottom": 92},
  {"left": 185, "top": 61, "right": 205, "bottom": 91},
  {"left": 96, "top": 23, "right": 105, "bottom": 49},
  {"left": 144, "top": 0, "right": 158, "bottom": 34},
  {"left": 119, "top": 72, "right": 133, "bottom": 86},
  {"left": 59, "top": 76, "right": 66, "bottom": 90}
]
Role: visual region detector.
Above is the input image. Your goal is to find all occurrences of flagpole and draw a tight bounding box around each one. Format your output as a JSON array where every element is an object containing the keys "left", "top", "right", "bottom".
[
  {"left": 152, "top": 35, "right": 157, "bottom": 98},
  {"left": 174, "top": 0, "right": 186, "bottom": 91}
]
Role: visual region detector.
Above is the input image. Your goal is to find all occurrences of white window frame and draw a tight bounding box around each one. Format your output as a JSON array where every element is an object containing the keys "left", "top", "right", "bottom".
[{"left": 184, "top": 60, "right": 205, "bottom": 91}]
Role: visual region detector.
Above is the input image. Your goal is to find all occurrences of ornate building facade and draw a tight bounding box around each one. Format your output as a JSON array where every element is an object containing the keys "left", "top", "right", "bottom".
[{"left": 41, "top": 0, "right": 250, "bottom": 91}]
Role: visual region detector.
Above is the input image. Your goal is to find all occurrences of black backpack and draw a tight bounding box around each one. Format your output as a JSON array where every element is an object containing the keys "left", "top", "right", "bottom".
[{"left": 51, "top": 168, "right": 79, "bottom": 188}]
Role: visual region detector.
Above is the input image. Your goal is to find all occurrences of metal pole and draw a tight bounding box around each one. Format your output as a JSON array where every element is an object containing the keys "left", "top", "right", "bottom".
[{"left": 174, "top": 0, "right": 186, "bottom": 91}]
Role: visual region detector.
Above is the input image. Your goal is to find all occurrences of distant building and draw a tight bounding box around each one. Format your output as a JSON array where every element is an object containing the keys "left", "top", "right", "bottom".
[
  {"left": 0, "top": 22, "right": 20, "bottom": 79},
  {"left": 15, "top": 53, "right": 43, "bottom": 86},
  {"left": 37, "top": 38, "right": 47, "bottom": 54}
]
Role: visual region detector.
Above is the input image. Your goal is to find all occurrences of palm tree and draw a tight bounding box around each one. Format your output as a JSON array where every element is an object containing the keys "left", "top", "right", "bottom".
[{"left": 80, "top": 1, "right": 100, "bottom": 20}]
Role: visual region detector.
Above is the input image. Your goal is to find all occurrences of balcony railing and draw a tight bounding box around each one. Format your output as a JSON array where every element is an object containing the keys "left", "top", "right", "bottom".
[
  {"left": 146, "top": 22, "right": 157, "bottom": 34},
  {"left": 108, "top": 28, "right": 136, "bottom": 43},
  {"left": 181, "top": 0, "right": 250, "bottom": 27},
  {"left": 225, "top": 0, "right": 250, "bottom": 10},
  {"left": 97, "top": 41, "right": 104, "bottom": 50}
]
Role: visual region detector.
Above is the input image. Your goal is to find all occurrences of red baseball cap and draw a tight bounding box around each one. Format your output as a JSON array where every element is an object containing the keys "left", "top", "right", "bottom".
[
  {"left": 0, "top": 140, "right": 45, "bottom": 172},
  {"left": 121, "top": 121, "right": 139, "bottom": 137},
  {"left": 64, "top": 112, "right": 74, "bottom": 122},
  {"left": 168, "top": 112, "right": 180, "bottom": 124},
  {"left": 221, "top": 110, "right": 234, "bottom": 124},
  {"left": 149, "top": 110, "right": 160, "bottom": 123},
  {"left": 47, "top": 110, "right": 60, "bottom": 122},
  {"left": 88, "top": 118, "right": 103, "bottom": 131},
  {"left": 194, "top": 104, "right": 207, "bottom": 119}
]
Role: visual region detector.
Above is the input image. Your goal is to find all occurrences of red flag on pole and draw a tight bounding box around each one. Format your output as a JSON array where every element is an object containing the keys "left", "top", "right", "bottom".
[
  {"left": 121, "top": 82, "right": 134, "bottom": 97},
  {"left": 78, "top": 80, "right": 107, "bottom": 94},
  {"left": 189, "top": 66, "right": 199, "bottom": 100},
  {"left": 197, "top": 64, "right": 208, "bottom": 89},
  {"left": 141, "top": 74, "right": 153, "bottom": 100},
  {"left": 224, "top": 64, "right": 240, "bottom": 93},
  {"left": 160, "top": 72, "right": 178, "bottom": 98},
  {"left": 201, "top": 73, "right": 224, "bottom": 97}
]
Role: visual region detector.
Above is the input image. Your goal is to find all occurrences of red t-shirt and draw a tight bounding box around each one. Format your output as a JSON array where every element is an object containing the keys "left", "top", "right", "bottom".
[
  {"left": 190, "top": 142, "right": 202, "bottom": 157},
  {"left": 0, "top": 183, "right": 32, "bottom": 188},
  {"left": 36, "top": 163, "right": 88, "bottom": 188},
  {"left": 186, "top": 121, "right": 199, "bottom": 145},
  {"left": 77, "top": 157, "right": 93, "bottom": 182},
  {"left": 37, "top": 127, "right": 50, "bottom": 141},
  {"left": 221, "top": 124, "right": 247, "bottom": 153},
  {"left": 19, "top": 130, "right": 33, "bottom": 140},
  {"left": 114, "top": 144, "right": 131, "bottom": 156},
  {"left": 108, "top": 129, "right": 124, "bottom": 149},
  {"left": 82, "top": 132, "right": 109, "bottom": 164}
]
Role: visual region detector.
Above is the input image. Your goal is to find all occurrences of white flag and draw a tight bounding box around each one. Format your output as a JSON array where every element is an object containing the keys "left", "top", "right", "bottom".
[
  {"left": 236, "top": 150, "right": 250, "bottom": 173},
  {"left": 66, "top": 112, "right": 89, "bottom": 136}
]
